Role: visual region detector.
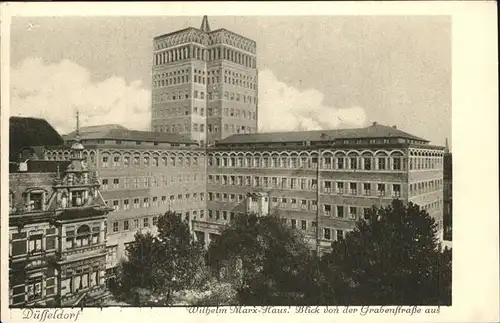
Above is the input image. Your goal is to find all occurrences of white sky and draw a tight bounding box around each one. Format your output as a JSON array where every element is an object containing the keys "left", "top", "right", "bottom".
[{"left": 9, "top": 15, "right": 451, "bottom": 146}]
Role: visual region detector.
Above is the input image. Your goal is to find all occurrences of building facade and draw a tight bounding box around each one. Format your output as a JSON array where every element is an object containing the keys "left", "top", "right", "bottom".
[
  {"left": 443, "top": 139, "right": 452, "bottom": 242},
  {"left": 199, "top": 122, "right": 445, "bottom": 252},
  {"left": 10, "top": 118, "right": 445, "bottom": 306},
  {"left": 8, "top": 126, "right": 113, "bottom": 307},
  {"left": 151, "top": 16, "right": 259, "bottom": 146},
  {"left": 50, "top": 124, "right": 207, "bottom": 282}
]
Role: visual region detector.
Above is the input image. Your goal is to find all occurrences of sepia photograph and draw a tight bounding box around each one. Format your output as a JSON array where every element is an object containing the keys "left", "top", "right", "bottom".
[{"left": 0, "top": 2, "right": 498, "bottom": 322}]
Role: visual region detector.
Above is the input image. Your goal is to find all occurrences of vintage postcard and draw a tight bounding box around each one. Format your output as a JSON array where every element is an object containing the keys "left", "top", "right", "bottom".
[{"left": 1, "top": 2, "right": 498, "bottom": 323}]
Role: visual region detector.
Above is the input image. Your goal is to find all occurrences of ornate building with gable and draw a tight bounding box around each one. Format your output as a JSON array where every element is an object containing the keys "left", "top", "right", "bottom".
[{"left": 8, "top": 116, "right": 113, "bottom": 307}]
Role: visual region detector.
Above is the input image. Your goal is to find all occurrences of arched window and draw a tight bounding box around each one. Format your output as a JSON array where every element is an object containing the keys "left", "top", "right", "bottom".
[
  {"left": 76, "top": 225, "right": 91, "bottom": 247},
  {"left": 362, "top": 152, "right": 373, "bottom": 170},
  {"left": 375, "top": 151, "right": 389, "bottom": 170},
  {"left": 112, "top": 153, "right": 121, "bottom": 167},
  {"left": 101, "top": 153, "right": 110, "bottom": 168},
  {"left": 82, "top": 151, "right": 89, "bottom": 164},
  {"left": 133, "top": 153, "right": 141, "bottom": 167},
  {"left": 348, "top": 152, "right": 360, "bottom": 170}
]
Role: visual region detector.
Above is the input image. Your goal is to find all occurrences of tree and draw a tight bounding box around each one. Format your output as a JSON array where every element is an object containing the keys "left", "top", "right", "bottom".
[
  {"left": 208, "top": 212, "right": 320, "bottom": 305},
  {"left": 155, "top": 210, "right": 206, "bottom": 300},
  {"left": 321, "top": 200, "right": 452, "bottom": 305},
  {"left": 117, "top": 231, "right": 163, "bottom": 298},
  {"left": 117, "top": 210, "right": 206, "bottom": 304}
]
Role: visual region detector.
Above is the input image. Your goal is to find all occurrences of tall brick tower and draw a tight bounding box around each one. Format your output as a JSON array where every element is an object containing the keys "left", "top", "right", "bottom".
[{"left": 151, "top": 16, "right": 258, "bottom": 146}]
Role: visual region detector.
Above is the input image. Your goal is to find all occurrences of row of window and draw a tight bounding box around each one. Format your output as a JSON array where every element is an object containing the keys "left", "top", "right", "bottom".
[
  {"left": 111, "top": 215, "right": 159, "bottom": 233},
  {"left": 201, "top": 211, "right": 352, "bottom": 242},
  {"left": 152, "top": 89, "right": 257, "bottom": 106},
  {"left": 419, "top": 199, "right": 444, "bottom": 212},
  {"left": 154, "top": 73, "right": 257, "bottom": 90},
  {"left": 208, "top": 175, "right": 402, "bottom": 197},
  {"left": 222, "top": 138, "right": 430, "bottom": 149},
  {"left": 209, "top": 155, "right": 406, "bottom": 171},
  {"left": 153, "top": 105, "right": 257, "bottom": 120},
  {"left": 154, "top": 45, "right": 256, "bottom": 68},
  {"left": 153, "top": 68, "right": 189, "bottom": 79},
  {"left": 64, "top": 224, "right": 101, "bottom": 250},
  {"left": 409, "top": 157, "right": 443, "bottom": 171},
  {"left": 11, "top": 275, "right": 56, "bottom": 305},
  {"left": 153, "top": 68, "right": 256, "bottom": 81},
  {"left": 110, "top": 209, "right": 205, "bottom": 233},
  {"left": 100, "top": 175, "right": 204, "bottom": 190},
  {"left": 151, "top": 123, "right": 256, "bottom": 135},
  {"left": 208, "top": 124, "right": 256, "bottom": 134},
  {"left": 9, "top": 224, "right": 102, "bottom": 257},
  {"left": 10, "top": 228, "right": 57, "bottom": 256},
  {"left": 285, "top": 218, "right": 351, "bottom": 241},
  {"left": 409, "top": 179, "right": 444, "bottom": 196},
  {"left": 106, "top": 193, "right": 206, "bottom": 212},
  {"left": 60, "top": 268, "right": 103, "bottom": 298},
  {"left": 99, "top": 154, "right": 205, "bottom": 168}
]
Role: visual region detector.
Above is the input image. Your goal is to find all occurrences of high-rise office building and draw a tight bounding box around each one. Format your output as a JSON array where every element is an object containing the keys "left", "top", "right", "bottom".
[{"left": 151, "top": 16, "right": 259, "bottom": 146}]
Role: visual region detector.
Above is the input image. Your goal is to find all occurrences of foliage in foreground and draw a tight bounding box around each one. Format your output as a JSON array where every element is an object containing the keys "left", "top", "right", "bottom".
[
  {"left": 208, "top": 212, "right": 321, "bottom": 305},
  {"left": 114, "top": 201, "right": 452, "bottom": 306},
  {"left": 319, "top": 200, "right": 452, "bottom": 305},
  {"left": 115, "top": 211, "right": 206, "bottom": 305}
]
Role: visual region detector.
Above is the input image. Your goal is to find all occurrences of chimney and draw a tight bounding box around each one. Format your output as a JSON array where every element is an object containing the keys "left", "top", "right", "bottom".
[
  {"left": 372, "top": 121, "right": 378, "bottom": 126},
  {"left": 392, "top": 125, "right": 397, "bottom": 129}
]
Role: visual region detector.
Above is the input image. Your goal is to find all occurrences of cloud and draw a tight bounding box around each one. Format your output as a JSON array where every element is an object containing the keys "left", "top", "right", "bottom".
[
  {"left": 258, "top": 69, "right": 367, "bottom": 132},
  {"left": 10, "top": 59, "right": 366, "bottom": 136},
  {"left": 10, "top": 58, "right": 151, "bottom": 134}
]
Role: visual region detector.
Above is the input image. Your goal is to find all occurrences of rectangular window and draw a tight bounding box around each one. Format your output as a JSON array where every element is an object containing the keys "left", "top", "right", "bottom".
[
  {"left": 324, "top": 204, "right": 331, "bottom": 216},
  {"left": 337, "top": 182, "right": 344, "bottom": 194},
  {"left": 124, "top": 220, "right": 129, "bottom": 230},
  {"left": 377, "top": 183, "right": 386, "bottom": 196},
  {"left": 393, "top": 184, "right": 401, "bottom": 198},
  {"left": 337, "top": 206, "right": 344, "bottom": 218},
  {"left": 301, "top": 220, "right": 307, "bottom": 230},
  {"left": 324, "top": 228, "right": 331, "bottom": 240},
  {"left": 364, "top": 158, "right": 371, "bottom": 170},
  {"left": 291, "top": 219, "right": 297, "bottom": 229},
  {"left": 363, "top": 183, "right": 371, "bottom": 195},
  {"left": 378, "top": 158, "right": 386, "bottom": 170},
  {"left": 324, "top": 180, "right": 332, "bottom": 193},
  {"left": 350, "top": 157, "right": 357, "bottom": 169},
  {"left": 336, "top": 230, "right": 344, "bottom": 241},
  {"left": 393, "top": 157, "right": 401, "bottom": 170},
  {"left": 337, "top": 158, "right": 344, "bottom": 169},
  {"left": 349, "top": 206, "right": 357, "bottom": 219},
  {"left": 350, "top": 182, "right": 357, "bottom": 195},
  {"left": 113, "top": 222, "right": 118, "bottom": 232}
]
